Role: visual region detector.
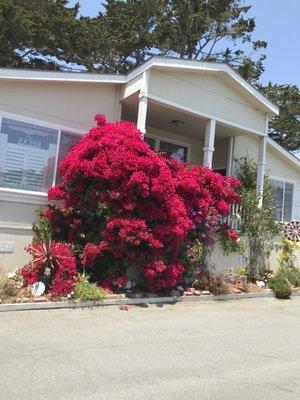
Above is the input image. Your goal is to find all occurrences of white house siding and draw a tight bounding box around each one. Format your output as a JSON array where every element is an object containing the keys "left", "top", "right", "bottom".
[
  {"left": 0, "top": 202, "right": 38, "bottom": 270},
  {"left": 148, "top": 69, "right": 266, "bottom": 134},
  {"left": 0, "top": 80, "right": 121, "bottom": 131}
]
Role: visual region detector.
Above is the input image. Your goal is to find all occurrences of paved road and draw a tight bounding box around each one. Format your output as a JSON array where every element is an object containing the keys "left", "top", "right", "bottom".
[{"left": 0, "top": 298, "right": 300, "bottom": 400}]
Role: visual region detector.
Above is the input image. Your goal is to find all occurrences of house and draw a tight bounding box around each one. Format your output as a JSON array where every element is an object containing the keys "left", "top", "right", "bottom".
[{"left": 0, "top": 56, "right": 299, "bottom": 271}]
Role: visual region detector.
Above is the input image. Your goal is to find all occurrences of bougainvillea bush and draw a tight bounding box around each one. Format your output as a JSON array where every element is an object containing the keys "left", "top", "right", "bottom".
[{"left": 26, "top": 114, "right": 240, "bottom": 293}]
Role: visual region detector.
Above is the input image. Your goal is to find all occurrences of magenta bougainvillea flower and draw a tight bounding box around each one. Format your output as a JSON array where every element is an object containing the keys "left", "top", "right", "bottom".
[{"left": 32, "top": 114, "right": 241, "bottom": 291}]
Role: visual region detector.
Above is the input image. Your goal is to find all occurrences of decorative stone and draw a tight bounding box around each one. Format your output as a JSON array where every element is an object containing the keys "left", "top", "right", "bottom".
[
  {"left": 177, "top": 286, "right": 184, "bottom": 292},
  {"left": 201, "top": 291, "right": 211, "bottom": 295},
  {"left": 32, "top": 296, "right": 48, "bottom": 303},
  {"left": 193, "top": 290, "right": 201, "bottom": 296},
  {"left": 30, "top": 281, "right": 45, "bottom": 297},
  {"left": 232, "top": 288, "right": 242, "bottom": 294},
  {"left": 118, "top": 293, "right": 126, "bottom": 299},
  {"left": 256, "top": 280, "right": 265, "bottom": 288},
  {"left": 183, "top": 291, "right": 193, "bottom": 297},
  {"left": 16, "top": 298, "right": 22, "bottom": 303},
  {"left": 21, "top": 298, "right": 30, "bottom": 303}
]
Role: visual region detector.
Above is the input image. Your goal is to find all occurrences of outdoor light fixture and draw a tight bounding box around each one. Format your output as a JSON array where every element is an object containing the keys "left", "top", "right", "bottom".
[{"left": 171, "top": 119, "right": 185, "bottom": 128}]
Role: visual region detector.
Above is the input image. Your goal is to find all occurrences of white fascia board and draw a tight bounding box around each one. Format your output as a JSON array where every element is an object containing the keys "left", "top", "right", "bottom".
[
  {"left": 0, "top": 68, "right": 126, "bottom": 84},
  {"left": 267, "top": 138, "right": 300, "bottom": 169},
  {"left": 126, "top": 57, "right": 279, "bottom": 116},
  {"left": 0, "top": 188, "right": 48, "bottom": 205}
]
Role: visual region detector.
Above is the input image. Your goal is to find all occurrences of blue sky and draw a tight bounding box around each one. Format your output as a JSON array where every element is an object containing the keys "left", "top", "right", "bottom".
[{"left": 69, "top": 0, "right": 300, "bottom": 86}]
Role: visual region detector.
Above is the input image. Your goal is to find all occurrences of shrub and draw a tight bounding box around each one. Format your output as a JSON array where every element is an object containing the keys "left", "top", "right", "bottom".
[
  {"left": 268, "top": 275, "right": 292, "bottom": 299},
  {"left": 0, "top": 274, "right": 20, "bottom": 300},
  {"left": 35, "top": 114, "right": 240, "bottom": 291},
  {"left": 20, "top": 239, "right": 77, "bottom": 297},
  {"left": 277, "top": 267, "right": 300, "bottom": 287},
  {"left": 74, "top": 274, "right": 106, "bottom": 301},
  {"left": 196, "top": 270, "right": 229, "bottom": 295}
]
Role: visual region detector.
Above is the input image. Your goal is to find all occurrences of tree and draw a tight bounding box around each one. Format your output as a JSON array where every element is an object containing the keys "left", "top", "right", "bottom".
[
  {"left": 0, "top": 0, "right": 267, "bottom": 82},
  {"left": 235, "top": 158, "right": 282, "bottom": 278},
  {"left": 0, "top": 0, "right": 103, "bottom": 70},
  {"left": 98, "top": 0, "right": 267, "bottom": 82},
  {"left": 259, "top": 83, "right": 300, "bottom": 152}
]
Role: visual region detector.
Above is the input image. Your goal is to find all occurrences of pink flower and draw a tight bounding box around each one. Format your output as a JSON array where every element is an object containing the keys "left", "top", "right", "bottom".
[{"left": 94, "top": 113, "right": 107, "bottom": 126}]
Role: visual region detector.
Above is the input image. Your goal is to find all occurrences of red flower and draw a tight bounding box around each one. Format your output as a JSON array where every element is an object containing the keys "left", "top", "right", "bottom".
[{"left": 228, "top": 229, "right": 239, "bottom": 241}]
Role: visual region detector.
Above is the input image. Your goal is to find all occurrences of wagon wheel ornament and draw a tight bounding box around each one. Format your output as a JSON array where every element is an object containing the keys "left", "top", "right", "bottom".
[{"left": 284, "top": 221, "right": 300, "bottom": 242}]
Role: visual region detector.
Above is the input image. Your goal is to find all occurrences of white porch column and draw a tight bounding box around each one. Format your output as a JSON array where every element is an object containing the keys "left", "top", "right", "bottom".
[
  {"left": 256, "top": 135, "right": 267, "bottom": 208},
  {"left": 136, "top": 71, "right": 149, "bottom": 138},
  {"left": 203, "top": 119, "right": 216, "bottom": 168},
  {"left": 136, "top": 95, "right": 148, "bottom": 137}
]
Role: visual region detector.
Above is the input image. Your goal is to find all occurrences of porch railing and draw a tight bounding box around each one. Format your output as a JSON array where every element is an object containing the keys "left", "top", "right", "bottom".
[{"left": 221, "top": 203, "right": 242, "bottom": 231}]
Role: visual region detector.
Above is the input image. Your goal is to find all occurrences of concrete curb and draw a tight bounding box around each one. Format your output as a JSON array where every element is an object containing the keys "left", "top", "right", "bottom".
[{"left": 1, "top": 290, "right": 299, "bottom": 312}]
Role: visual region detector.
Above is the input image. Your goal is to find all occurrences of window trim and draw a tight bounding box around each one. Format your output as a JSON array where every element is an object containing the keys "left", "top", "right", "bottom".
[
  {"left": 145, "top": 133, "right": 191, "bottom": 162},
  {"left": 0, "top": 111, "right": 85, "bottom": 203},
  {"left": 269, "top": 175, "right": 295, "bottom": 222}
]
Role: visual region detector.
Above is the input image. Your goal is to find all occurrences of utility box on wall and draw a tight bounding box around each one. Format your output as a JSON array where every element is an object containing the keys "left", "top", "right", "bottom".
[{"left": 0, "top": 241, "right": 14, "bottom": 253}]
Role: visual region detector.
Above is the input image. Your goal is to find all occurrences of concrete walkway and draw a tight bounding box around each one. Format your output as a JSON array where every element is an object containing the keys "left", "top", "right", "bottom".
[{"left": 0, "top": 297, "right": 300, "bottom": 400}]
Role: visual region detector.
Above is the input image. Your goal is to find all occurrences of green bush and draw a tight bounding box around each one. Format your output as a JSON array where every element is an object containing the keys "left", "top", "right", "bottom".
[
  {"left": 268, "top": 275, "right": 292, "bottom": 299},
  {"left": 74, "top": 275, "right": 106, "bottom": 301},
  {"left": 277, "top": 267, "right": 300, "bottom": 287}
]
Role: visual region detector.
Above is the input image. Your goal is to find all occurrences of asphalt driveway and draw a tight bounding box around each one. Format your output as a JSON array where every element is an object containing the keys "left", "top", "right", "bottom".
[{"left": 0, "top": 297, "right": 299, "bottom": 400}]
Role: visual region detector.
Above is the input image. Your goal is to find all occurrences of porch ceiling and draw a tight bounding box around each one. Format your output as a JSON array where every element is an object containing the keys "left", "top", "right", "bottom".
[{"left": 121, "top": 94, "right": 249, "bottom": 141}]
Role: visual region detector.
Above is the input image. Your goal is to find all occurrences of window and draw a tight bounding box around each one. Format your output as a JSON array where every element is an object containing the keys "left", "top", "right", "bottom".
[
  {"left": 144, "top": 136, "right": 155, "bottom": 150},
  {"left": 159, "top": 140, "right": 188, "bottom": 162},
  {"left": 0, "top": 116, "right": 80, "bottom": 193},
  {"left": 213, "top": 168, "right": 227, "bottom": 176},
  {"left": 56, "top": 131, "right": 80, "bottom": 183},
  {"left": 144, "top": 135, "right": 189, "bottom": 162},
  {"left": 270, "top": 179, "right": 294, "bottom": 221}
]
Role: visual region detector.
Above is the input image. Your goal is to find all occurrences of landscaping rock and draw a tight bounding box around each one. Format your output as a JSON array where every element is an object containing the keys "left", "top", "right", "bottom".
[
  {"left": 232, "top": 288, "right": 242, "bottom": 294},
  {"left": 118, "top": 293, "right": 126, "bottom": 299},
  {"left": 177, "top": 286, "right": 184, "bottom": 292},
  {"left": 193, "top": 290, "right": 201, "bottom": 296},
  {"left": 201, "top": 291, "right": 211, "bottom": 295},
  {"left": 183, "top": 291, "right": 193, "bottom": 297},
  {"left": 21, "top": 298, "right": 30, "bottom": 303},
  {"left": 32, "top": 296, "right": 48, "bottom": 303}
]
